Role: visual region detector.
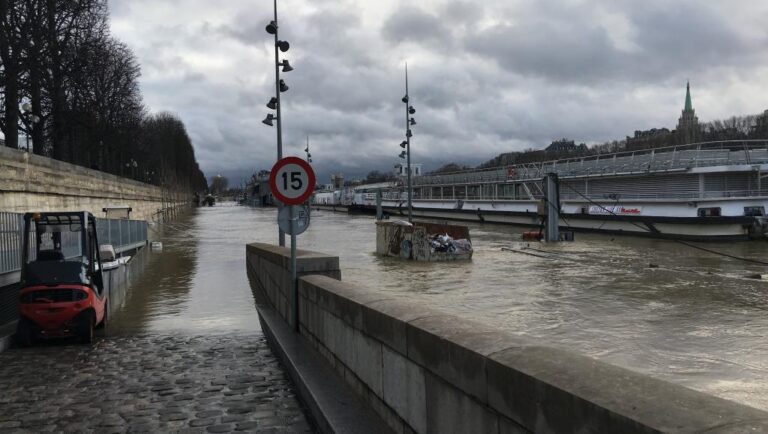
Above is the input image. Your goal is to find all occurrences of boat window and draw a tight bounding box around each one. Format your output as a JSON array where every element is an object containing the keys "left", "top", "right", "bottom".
[
  {"left": 697, "top": 207, "right": 721, "bottom": 217},
  {"left": 744, "top": 206, "right": 765, "bottom": 217}
]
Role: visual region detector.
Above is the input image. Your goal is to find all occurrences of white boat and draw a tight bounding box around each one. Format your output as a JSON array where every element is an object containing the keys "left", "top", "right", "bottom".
[{"left": 333, "top": 140, "right": 768, "bottom": 241}]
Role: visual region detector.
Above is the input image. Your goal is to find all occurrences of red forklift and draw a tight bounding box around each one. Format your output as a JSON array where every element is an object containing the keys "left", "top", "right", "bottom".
[{"left": 16, "top": 212, "right": 107, "bottom": 345}]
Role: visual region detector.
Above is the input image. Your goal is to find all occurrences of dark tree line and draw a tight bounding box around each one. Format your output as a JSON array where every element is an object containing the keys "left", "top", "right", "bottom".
[{"left": 0, "top": 0, "right": 206, "bottom": 191}]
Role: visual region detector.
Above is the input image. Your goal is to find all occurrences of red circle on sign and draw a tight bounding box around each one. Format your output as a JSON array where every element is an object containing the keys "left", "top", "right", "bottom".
[{"left": 269, "top": 157, "right": 316, "bottom": 205}]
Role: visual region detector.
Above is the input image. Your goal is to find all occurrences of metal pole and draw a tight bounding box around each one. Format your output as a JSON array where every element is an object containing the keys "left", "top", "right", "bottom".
[
  {"left": 405, "top": 64, "right": 413, "bottom": 223},
  {"left": 545, "top": 173, "right": 560, "bottom": 242},
  {"left": 289, "top": 205, "right": 298, "bottom": 332},
  {"left": 274, "top": 0, "right": 285, "bottom": 247}
]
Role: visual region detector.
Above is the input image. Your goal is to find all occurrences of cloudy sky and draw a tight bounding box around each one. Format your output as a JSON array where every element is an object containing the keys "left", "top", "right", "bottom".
[{"left": 109, "top": 0, "right": 768, "bottom": 184}]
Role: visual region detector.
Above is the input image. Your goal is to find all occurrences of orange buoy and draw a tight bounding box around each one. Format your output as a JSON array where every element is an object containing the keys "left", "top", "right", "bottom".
[{"left": 522, "top": 231, "right": 543, "bottom": 240}]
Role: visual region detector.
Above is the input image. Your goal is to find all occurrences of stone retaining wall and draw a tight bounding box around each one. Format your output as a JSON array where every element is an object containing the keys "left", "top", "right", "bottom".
[
  {"left": 0, "top": 146, "right": 188, "bottom": 221},
  {"left": 246, "top": 242, "right": 768, "bottom": 433}
]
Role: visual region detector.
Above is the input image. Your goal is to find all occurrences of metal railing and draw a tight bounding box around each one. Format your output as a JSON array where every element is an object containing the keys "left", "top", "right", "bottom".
[
  {"left": 0, "top": 213, "right": 23, "bottom": 277},
  {"left": 414, "top": 140, "right": 768, "bottom": 187},
  {"left": 0, "top": 212, "right": 148, "bottom": 277}
]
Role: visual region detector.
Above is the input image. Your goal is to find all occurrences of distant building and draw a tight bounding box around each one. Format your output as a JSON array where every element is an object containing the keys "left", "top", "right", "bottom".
[
  {"left": 626, "top": 128, "right": 672, "bottom": 150},
  {"left": 394, "top": 163, "right": 422, "bottom": 177},
  {"left": 545, "top": 138, "right": 576, "bottom": 152},
  {"left": 627, "top": 82, "right": 700, "bottom": 150},
  {"left": 330, "top": 173, "right": 344, "bottom": 189},
  {"left": 675, "top": 82, "right": 700, "bottom": 144}
]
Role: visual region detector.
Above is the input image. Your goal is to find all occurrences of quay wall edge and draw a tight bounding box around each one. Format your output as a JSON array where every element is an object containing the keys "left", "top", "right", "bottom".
[
  {"left": 0, "top": 145, "right": 188, "bottom": 221},
  {"left": 246, "top": 241, "right": 768, "bottom": 433}
]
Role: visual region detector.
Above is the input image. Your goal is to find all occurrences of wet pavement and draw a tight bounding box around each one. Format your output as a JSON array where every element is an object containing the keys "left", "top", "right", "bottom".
[
  {"left": 0, "top": 204, "right": 314, "bottom": 433},
  {"left": 0, "top": 335, "right": 311, "bottom": 433}
]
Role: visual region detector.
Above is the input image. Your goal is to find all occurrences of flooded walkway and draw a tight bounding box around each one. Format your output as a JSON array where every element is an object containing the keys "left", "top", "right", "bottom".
[
  {"left": 0, "top": 205, "right": 312, "bottom": 433},
  {"left": 0, "top": 335, "right": 309, "bottom": 433}
]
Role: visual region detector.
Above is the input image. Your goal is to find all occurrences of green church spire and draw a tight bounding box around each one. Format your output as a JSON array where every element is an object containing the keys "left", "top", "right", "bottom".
[{"left": 684, "top": 81, "right": 693, "bottom": 112}]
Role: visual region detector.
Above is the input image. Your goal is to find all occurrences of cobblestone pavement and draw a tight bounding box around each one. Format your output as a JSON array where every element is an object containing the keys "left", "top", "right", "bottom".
[{"left": 0, "top": 334, "right": 314, "bottom": 433}]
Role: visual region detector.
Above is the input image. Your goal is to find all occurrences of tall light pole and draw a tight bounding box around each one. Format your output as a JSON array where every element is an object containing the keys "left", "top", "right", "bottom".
[
  {"left": 399, "top": 64, "right": 416, "bottom": 223},
  {"left": 263, "top": 0, "right": 294, "bottom": 247},
  {"left": 304, "top": 136, "right": 312, "bottom": 163}
]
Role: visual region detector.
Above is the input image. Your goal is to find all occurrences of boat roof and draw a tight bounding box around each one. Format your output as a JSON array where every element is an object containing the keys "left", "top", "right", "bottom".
[{"left": 416, "top": 140, "right": 768, "bottom": 186}]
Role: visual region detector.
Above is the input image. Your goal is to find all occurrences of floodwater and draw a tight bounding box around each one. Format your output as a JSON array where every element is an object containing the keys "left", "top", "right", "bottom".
[{"left": 111, "top": 202, "right": 768, "bottom": 411}]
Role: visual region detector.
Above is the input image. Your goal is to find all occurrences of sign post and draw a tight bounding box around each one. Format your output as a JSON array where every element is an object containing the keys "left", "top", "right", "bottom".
[{"left": 269, "top": 157, "right": 316, "bottom": 332}]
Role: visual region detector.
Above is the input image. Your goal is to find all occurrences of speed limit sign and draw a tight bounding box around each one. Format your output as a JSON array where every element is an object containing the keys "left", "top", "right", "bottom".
[{"left": 269, "top": 157, "right": 316, "bottom": 205}]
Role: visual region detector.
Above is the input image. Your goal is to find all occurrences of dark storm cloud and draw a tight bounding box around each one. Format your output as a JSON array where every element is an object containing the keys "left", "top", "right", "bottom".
[
  {"left": 466, "top": 1, "right": 760, "bottom": 84},
  {"left": 109, "top": 0, "right": 768, "bottom": 184},
  {"left": 382, "top": 6, "right": 453, "bottom": 47}
]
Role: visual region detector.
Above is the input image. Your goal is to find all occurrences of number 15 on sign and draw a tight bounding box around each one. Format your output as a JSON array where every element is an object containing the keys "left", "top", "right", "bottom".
[{"left": 269, "top": 157, "right": 316, "bottom": 206}]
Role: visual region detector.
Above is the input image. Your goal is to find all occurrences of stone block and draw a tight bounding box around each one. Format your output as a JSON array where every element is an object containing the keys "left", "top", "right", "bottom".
[
  {"left": 425, "top": 371, "right": 498, "bottom": 434},
  {"left": 352, "top": 329, "right": 383, "bottom": 396},
  {"left": 499, "top": 416, "right": 530, "bottom": 434},
  {"left": 487, "top": 345, "right": 768, "bottom": 434},
  {"left": 382, "top": 346, "right": 426, "bottom": 433},
  {"left": 304, "top": 275, "right": 392, "bottom": 330},
  {"left": 362, "top": 299, "right": 425, "bottom": 356}
]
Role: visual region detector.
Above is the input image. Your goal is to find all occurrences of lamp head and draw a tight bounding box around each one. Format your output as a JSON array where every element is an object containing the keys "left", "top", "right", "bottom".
[
  {"left": 401, "top": 95, "right": 409, "bottom": 104},
  {"left": 277, "top": 40, "right": 290, "bottom": 52},
  {"left": 279, "top": 80, "right": 289, "bottom": 92},
  {"left": 406, "top": 129, "right": 412, "bottom": 138},
  {"left": 262, "top": 114, "right": 276, "bottom": 126},
  {"left": 281, "top": 59, "right": 294, "bottom": 72},
  {"left": 266, "top": 97, "right": 278, "bottom": 110},
  {"left": 409, "top": 118, "right": 417, "bottom": 126},
  {"left": 409, "top": 106, "right": 415, "bottom": 115},
  {"left": 400, "top": 141, "right": 407, "bottom": 149},
  {"left": 266, "top": 21, "right": 277, "bottom": 34}
]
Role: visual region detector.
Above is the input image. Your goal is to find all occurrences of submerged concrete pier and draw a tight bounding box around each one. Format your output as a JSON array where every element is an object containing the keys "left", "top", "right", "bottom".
[{"left": 247, "top": 242, "right": 768, "bottom": 433}]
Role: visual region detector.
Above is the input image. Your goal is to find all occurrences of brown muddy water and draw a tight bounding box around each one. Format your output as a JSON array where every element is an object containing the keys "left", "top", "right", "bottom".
[{"left": 110, "top": 202, "right": 768, "bottom": 411}]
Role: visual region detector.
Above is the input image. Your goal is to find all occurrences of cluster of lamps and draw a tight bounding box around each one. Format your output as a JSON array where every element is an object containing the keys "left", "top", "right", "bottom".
[
  {"left": 261, "top": 0, "right": 294, "bottom": 247},
  {"left": 398, "top": 65, "right": 416, "bottom": 222},
  {"left": 261, "top": 20, "right": 293, "bottom": 128}
]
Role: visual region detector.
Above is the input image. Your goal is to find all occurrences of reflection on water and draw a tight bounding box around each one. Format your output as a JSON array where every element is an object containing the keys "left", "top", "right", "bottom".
[{"left": 111, "top": 202, "right": 768, "bottom": 411}]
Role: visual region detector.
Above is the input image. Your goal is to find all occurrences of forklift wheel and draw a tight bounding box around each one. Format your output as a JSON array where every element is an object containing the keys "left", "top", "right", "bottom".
[
  {"left": 96, "top": 307, "right": 108, "bottom": 330},
  {"left": 78, "top": 312, "right": 95, "bottom": 344},
  {"left": 15, "top": 318, "right": 36, "bottom": 347}
]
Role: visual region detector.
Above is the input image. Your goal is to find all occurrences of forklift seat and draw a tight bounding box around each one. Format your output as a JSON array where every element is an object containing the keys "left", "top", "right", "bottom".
[{"left": 37, "top": 250, "right": 65, "bottom": 261}]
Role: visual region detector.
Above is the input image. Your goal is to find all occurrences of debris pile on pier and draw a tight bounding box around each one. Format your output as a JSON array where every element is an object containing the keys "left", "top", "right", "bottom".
[{"left": 376, "top": 220, "right": 473, "bottom": 261}]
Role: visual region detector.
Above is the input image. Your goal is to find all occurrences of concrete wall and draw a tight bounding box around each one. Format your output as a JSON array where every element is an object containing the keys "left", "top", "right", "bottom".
[
  {"left": 0, "top": 145, "right": 188, "bottom": 221},
  {"left": 247, "top": 242, "right": 768, "bottom": 433}
]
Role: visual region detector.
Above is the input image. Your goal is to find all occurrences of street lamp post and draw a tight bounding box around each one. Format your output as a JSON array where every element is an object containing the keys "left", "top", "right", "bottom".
[
  {"left": 399, "top": 64, "right": 416, "bottom": 223},
  {"left": 263, "top": 0, "right": 294, "bottom": 247},
  {"left": 304, "top": 136, "right": 312, "bottom": 163}
]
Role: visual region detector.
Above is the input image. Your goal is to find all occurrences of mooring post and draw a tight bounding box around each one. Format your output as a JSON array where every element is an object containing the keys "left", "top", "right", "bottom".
[
  {"left": 545, "top": 173, "right": 560, "bottom": 242},
  {"left": 289, "top": 205, "right": 298, "bottom": 332},
  {"left": 376, "top": 189, "right": 383, "bottom": 220}
]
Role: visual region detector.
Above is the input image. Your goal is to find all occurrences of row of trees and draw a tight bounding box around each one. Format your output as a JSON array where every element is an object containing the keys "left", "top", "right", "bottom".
[{"left": 0, "top": 0, "right": 206, "bottom": 191}]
